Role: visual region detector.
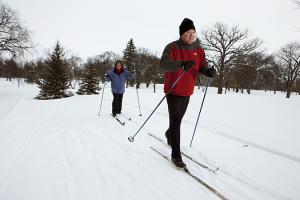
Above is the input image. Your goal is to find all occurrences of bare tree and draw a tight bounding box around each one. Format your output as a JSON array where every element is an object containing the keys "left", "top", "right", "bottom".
[
  {"left": 66, "top": 55, "right": 83, "bottom": 89},
  {"left": 135, "top": 47, "right": 162, "bottom": 89},
  {"left": 0, "top": 2, "right": 33, "bottom": 59},
  {"left": 230, "top": 52, "right": 275, "bottom": 94},
  {"left": 201, "top": 22, "right": 262, "bottom": 94},
  {"left": 255, "top": 55, "right": 281, "bottom": 92},
  {"left": 296, "top": 79, "right": 300, "bottom": 95},
  {"left": 137, "top": 49, "right": 162, "bottom": 92},
  {"left": 270, "top": 61, "right": 284, "bottom": 94},
  {"left": 277, "top": 42, "right": 300, "bottom": 98},
  {"left": 2, "top": 58, "right": 19, "bottom": 81},
  {"left": 149, "top": 54, "right": 163, "bottom": 93},
  {"left": 85, "top": 51, "right": 119, "bottom": 82}
]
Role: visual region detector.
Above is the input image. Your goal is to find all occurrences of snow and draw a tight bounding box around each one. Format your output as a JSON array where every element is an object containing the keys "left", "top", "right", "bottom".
[{"left": 0, "top": 78, "right": 299, "bottom": 200}]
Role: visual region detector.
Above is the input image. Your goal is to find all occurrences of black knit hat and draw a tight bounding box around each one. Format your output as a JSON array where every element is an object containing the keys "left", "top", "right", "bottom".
[{"left": 179, "top": 18, "right": 196, "bottom": 36}]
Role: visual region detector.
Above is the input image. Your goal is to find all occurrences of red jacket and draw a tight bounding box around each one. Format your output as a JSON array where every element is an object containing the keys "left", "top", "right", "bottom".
[{"left": 160, "top": 39, "right": 207, "bottom": 96}]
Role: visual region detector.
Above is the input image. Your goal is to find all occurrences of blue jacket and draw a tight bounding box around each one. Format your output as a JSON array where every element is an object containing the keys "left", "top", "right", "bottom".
[{"left": 106, "top": 69, "right": 134, "bottom": 94}]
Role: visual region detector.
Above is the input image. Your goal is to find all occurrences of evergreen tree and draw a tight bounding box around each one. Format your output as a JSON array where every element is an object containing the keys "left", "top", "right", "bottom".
[
  {"left": 123, "top": 38, "right": 137, "bottom": 86},
  {"left": 77, "top": 64, "right": 100, "bottom": 95},
  {"left": 36, "top": 42, "right": 72, "bottom": 99}
]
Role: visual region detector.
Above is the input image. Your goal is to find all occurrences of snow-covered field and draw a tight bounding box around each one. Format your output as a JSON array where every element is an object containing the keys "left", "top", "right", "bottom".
[{"left": 0, "top": 78, "right": 299, "bottom": 200}]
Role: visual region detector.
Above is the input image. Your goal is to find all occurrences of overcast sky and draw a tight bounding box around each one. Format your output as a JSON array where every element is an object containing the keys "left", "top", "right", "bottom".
[{"left": 3, "top": 0, "right": 300, "bottom": 60}]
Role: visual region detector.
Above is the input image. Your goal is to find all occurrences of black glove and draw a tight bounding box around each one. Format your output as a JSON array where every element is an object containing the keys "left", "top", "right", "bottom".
[
  {"left": 182, "top": 60, "right": 195, "bottom": 71},
  {"left": 205, "top": 68, "right": 217, "bottom": 78}
]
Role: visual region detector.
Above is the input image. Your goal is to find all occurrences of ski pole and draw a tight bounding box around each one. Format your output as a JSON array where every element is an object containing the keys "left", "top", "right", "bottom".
[
  {"left": 128, "top": 70, "right": 186, "bottom": 142},
  {"left": 98, "top": 81, "right": 107, "bottom": 116},
  {"left": 136, "top": 86, "right": 142, "bottom": 116},
  {"left": 133, "top": 69, "right": 142, "bottom": 116},
  {"left": 190, "top": 78, "right": 212, "bottom": 147}
]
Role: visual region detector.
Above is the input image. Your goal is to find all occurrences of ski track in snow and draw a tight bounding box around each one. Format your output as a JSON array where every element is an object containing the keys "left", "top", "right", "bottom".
[
  {"left": 1, "top": 82, "right": 299, "bottom": 200},
  {"left": 207, "top": 129, "right": 300, "bottom": 163},
  {"left": 0, "top": 99, "right": 20, "bottom": 121},
  {"left": 149, "top": 133, "right": 289, "bottom": 200},
  {"left": 123, "top": 97, "right": 300, "bottom": 165}
]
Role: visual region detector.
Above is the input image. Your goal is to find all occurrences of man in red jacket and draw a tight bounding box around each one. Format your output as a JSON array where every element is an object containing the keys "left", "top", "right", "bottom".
[{"left": 160, "top": 18, "right": 216, "bottom": 168}]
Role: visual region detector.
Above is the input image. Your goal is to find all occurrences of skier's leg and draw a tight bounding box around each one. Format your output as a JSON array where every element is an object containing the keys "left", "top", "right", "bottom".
[
  {"left": 112, "top": 93, "right": 118, "bottom": 116},
  {"left": 118, "top": 93, "right": 123, "bottom": 114},
  {"left": 166, "top": 94, "right": 183, "bottom": 158}
]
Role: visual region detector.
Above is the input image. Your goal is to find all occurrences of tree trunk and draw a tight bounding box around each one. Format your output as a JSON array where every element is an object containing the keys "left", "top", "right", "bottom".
[
  {"left": 217, "top": 76, "right": 223, "bottom": 94},
  {"left": 286, "top": 89, "right": 291, "bottom": 98},
  {"left": 286, "top": 81, "right": 292, "bottom": 98},
  {"left": 247, "top": 87, "right": 251, "bottom": 94}
]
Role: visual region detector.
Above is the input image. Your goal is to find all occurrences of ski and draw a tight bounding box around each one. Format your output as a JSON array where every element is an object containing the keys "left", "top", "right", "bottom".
[
  {"left": 113, "top": 115, "right": 125, "bottom": 126},
  {"left": 150, "top": 146, "right": 229, "bottom": 200},
  {"left": 148, "top": 133, "right": 219, "bottom": 173}
]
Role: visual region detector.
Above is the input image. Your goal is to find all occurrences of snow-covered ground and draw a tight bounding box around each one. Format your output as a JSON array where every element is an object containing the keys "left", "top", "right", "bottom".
[{"left": 0, "top": 78, "right": 299, "bottom": 200}]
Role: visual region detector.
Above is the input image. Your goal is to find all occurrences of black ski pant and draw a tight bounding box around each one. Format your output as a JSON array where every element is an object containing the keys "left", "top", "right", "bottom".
[
  {"left": 112, "top": 93, "right": 123, "bottom": 116},
  {"left": 166, "top": 94, "right": 190, "bottom": 158}
]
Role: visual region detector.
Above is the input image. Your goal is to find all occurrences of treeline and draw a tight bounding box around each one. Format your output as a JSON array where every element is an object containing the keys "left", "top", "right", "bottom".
[
  {"left": 0, "top": 2, "right": 299, "bottom": 98},
  {"left": 0, "top": 39, "right": 163, "bottom": 99}
]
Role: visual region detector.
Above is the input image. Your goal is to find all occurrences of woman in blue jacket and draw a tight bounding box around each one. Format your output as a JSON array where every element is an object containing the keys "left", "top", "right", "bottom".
[{"left": 106, "top": 60, "right": 134, "bottom": 117}]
